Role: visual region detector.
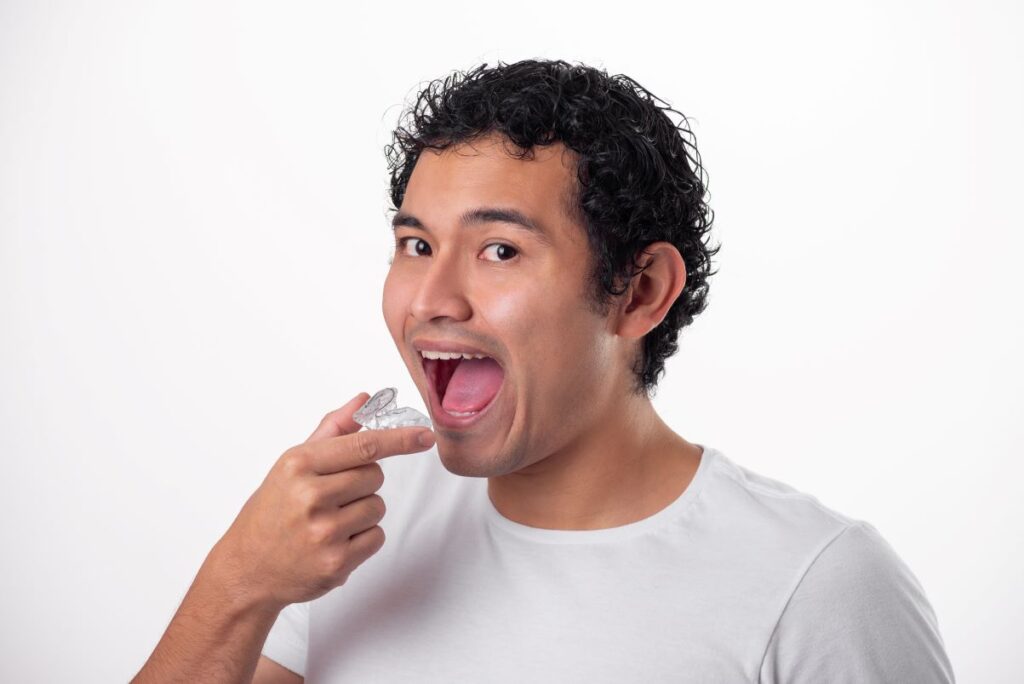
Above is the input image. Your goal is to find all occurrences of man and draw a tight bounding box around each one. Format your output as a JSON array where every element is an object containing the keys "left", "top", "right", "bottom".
[{"left": 133, "top": 60, "right": 954, "bottom": 682}]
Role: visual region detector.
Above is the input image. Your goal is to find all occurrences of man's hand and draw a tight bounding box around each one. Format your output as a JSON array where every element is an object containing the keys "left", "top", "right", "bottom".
[
  {"left": 131, "top": 392, "right": 435, "bottom": 683},
  {"left": 209, "top": 391, "right": 436, "bottom": 612}
]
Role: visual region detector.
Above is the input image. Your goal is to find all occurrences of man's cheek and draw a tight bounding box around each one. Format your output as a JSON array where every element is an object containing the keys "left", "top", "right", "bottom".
[
  {"left": 480, "top": 280, "right": 548, "bottom": 326},
  {"left": 380, "top": 290, "right": 407, "bottom": 347},
  {"left": 382, "top": 272, "right": 413, "bottom": 318}
]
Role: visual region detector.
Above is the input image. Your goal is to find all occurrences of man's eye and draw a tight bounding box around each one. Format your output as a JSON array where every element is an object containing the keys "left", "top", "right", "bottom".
[
  {"left": 395, "top": 238, "right": 518, "bottom": 263},
  {"left": 481, "top": 243, "right": 519, "bottom": 262},
  {"left": 397, "top": 237, "right": 431, "bottom": 257}
]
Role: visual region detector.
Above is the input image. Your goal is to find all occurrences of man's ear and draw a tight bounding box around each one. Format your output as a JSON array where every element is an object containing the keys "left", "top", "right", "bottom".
[{"left": 615, "top": 242, "right": 687, "bottom": 339}]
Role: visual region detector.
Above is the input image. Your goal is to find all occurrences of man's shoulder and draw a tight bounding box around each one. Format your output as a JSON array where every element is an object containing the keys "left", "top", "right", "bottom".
[
  {"left": 700, "top": 447, "right": 857, "bottom": 550},
  {"left": 698, "top": 448, "right": 949, "bottom": 674},
  {"left": 757, "top": 513, "right": 954, "bottom": 682}
]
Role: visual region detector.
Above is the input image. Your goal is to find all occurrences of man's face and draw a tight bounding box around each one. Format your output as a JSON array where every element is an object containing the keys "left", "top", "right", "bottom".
[{"left": 382, "top": 133, "right": 625, "bottom": 477}]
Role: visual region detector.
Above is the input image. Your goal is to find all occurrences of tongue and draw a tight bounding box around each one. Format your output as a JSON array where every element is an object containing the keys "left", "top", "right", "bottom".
[{"left": 441, "top": 357, "right": 504, "bottom": 413}]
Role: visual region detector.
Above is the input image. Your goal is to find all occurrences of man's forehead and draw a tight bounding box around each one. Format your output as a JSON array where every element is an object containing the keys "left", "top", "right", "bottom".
[
  {"left": 409, "top": 135, "right": 576, "bottom": 196},
  {"left": 400, "top": 135, "right": 582, "bottom": 243}
]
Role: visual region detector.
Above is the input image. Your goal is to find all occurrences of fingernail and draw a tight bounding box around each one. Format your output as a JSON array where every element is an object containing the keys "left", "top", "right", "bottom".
[{"left": 418, "top": 431, "right": 435, "bottom": 447}]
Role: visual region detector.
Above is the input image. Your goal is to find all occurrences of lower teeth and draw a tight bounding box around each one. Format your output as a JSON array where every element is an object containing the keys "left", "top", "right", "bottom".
[{"left": 444, "top": 408, "right": 479, "bottom": 417}]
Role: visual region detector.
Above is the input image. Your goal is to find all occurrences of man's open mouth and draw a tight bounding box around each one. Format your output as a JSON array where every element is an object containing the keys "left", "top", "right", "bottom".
[{"left": 420, "top": 353, "right": 505, "bottom": 418}]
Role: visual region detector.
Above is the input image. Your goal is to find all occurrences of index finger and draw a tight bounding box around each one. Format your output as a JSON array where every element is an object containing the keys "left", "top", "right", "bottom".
[{"left": 307, "top": 425, "right": 435, "bottom": 475}]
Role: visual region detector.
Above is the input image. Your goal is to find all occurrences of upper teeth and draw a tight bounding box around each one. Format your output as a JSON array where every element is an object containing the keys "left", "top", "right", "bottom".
[{"left": 420, "top": 350, "right": 490, "bottom": 360}]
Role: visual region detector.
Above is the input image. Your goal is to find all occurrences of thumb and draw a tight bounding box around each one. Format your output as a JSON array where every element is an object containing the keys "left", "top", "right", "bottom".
[{"left": 305, "top": 392, "right": 371, "bottom": 443}]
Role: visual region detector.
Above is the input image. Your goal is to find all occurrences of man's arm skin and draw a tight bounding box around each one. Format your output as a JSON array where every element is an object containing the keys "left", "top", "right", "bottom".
[
  {"left": 253, "top": 656, "right": 303, "bottom": 684},
  {"left": 131, "top": 542, "right": 290, "bottom": 684}
]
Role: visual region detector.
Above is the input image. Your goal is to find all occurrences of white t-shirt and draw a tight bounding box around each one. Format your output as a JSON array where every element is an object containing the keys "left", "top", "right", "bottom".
[{"left": 262, "top": 444, "right": 954, "bottom": 682}]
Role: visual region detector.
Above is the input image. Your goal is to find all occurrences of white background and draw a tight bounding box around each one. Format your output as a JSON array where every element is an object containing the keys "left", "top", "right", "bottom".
[{"left": 1, "top": 1, "right": 1021, "bottom": 681}]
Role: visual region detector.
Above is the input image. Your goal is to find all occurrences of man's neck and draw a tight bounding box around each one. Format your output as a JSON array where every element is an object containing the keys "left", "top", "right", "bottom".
[{"left": 486, "top": 394, "right": 703, "bottom": 531}]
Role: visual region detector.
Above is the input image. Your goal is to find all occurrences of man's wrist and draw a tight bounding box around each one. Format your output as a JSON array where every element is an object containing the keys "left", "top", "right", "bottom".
[{"left": 197, "top": 540, "right": 284, "bottom": 622}]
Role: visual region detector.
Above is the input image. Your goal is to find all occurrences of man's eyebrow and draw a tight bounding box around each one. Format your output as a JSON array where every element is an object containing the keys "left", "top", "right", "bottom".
[{"left": 390, "top": 206, "right": 552, "bottom": 246}]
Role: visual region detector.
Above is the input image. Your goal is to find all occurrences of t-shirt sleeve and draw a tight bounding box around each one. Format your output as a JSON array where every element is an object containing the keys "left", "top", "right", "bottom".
[
  {"left": 261, "top": 600, "right": 310, "bottom": 677},
  {"left": 759, "top": 521, "right": 955, "bottom": 683}
]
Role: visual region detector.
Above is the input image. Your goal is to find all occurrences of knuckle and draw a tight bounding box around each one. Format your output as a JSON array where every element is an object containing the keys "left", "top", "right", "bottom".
[
  {"left": 279, "top": 449, "right": 308, "bottom": 477},
  {"left": 295, "top": 482, "right": 322, "bottom": 511},
  {"left": 368, "top": 463, "right": 385, "bottom": 490},
  {"left": 351, "top": 432, "right": 380, "bottom": 463},
  {"left": 367, "top": 494, "right": 386, "bottom": 521},
  {"left": 408, "top": 430, "right": 427, "bottom": 451},
  {"left": 352, "top": 525, "right": 386, "bottom": 558},
  {"left": 367, "top": 524, "right": 386, "bottom": 549},
  {"left": 322, "top": 549, "right": 348, "bottom": 576},
  {"left": 307, "top": 519, "right": 335, "bottom": 546},
  {"left": 354, "top": 462, "right": 385, "bottom": 491}
]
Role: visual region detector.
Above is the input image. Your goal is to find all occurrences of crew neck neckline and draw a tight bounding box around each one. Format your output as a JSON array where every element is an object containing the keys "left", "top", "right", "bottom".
[{"left": 481, "top": 444, "right": 715, "bottom": 544}]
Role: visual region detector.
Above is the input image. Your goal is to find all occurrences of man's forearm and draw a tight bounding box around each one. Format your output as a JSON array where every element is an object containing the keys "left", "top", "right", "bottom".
[{"left": 132, "top": 543, "right": 282, "bottom": 684}]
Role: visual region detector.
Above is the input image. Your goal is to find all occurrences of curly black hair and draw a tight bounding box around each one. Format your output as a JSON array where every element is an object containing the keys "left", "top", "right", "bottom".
[{"left": 384, "top": 59, "right": 720, "bottom": 399}]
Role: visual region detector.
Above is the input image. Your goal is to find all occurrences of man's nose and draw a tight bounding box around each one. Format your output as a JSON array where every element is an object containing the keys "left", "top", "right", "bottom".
[{"left": 409, "top": 256, "right": 473, "bottom": 323}]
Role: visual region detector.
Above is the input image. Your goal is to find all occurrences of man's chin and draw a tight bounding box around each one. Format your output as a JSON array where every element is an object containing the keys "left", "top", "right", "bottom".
[
  {"left": 435, "top": 446, "right": 496, "bottom": 478},
  {"left": 435, "top": 438, "right": 532, "bottom": 479}
]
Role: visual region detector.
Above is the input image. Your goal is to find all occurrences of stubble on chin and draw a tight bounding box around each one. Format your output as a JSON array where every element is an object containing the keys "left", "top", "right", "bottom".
[{"left": 436, "top": 440, "right": 527, "bottom": 478}]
